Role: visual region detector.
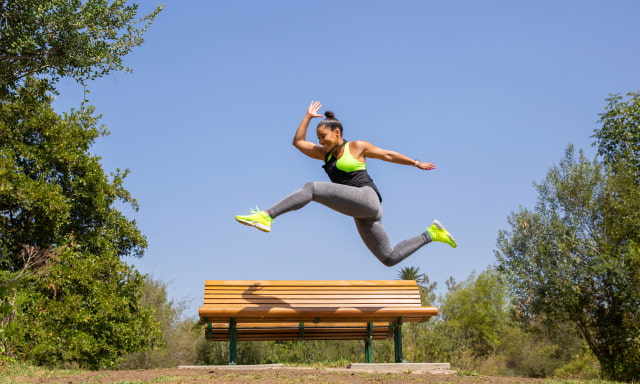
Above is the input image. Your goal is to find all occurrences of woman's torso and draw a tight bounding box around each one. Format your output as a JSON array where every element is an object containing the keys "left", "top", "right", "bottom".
[{"left": 322, "top": 141, "right": 382, "bottom": 202}]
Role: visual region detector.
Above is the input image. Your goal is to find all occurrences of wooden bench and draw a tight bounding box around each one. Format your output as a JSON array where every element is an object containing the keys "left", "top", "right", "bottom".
[{"left": 199, "top": 280, "right": 438, "bottom": 364}]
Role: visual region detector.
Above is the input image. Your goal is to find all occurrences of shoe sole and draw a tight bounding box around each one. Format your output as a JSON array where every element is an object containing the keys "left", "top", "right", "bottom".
[
  {"left": 432, "top": 219, "right": 457, "bottom": 248},
  {"left": 235, "top": 217, "right": 271, "bottom": 233}
]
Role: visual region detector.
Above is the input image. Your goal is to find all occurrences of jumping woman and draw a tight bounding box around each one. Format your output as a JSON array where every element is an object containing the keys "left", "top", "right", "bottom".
[{"left": 235, "top": 101, "right": 457, "bottom": 267}]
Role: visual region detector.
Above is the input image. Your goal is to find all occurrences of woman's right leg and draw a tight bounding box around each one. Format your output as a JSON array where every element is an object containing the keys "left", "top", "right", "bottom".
[{"left": 267, "top": 182, "right": 380, "bottom": 220}]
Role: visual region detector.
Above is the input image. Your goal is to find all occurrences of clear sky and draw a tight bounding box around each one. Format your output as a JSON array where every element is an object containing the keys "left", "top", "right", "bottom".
[{"left": 53, "top": 0, "right": 640, "bottom": 315}]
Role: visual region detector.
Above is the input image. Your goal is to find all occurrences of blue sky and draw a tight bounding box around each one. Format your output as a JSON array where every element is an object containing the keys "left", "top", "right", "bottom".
[{"left": 54, "top": 1, "right": 640, "bottom": 314}]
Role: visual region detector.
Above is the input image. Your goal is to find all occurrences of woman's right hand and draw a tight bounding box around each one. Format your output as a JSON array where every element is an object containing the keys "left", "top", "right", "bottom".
[{"left": 307, "top": 100, "right": 323, "bottom": 118}]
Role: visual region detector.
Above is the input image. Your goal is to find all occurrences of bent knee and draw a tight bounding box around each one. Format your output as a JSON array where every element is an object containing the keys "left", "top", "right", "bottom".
[{"left": 378, "top": 254, "right": 399, "bottom": 267}]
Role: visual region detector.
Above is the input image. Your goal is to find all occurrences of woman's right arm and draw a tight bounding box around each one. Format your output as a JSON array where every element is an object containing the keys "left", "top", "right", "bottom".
[{"left": 292, "top": 101, "right": 325, "bottom": 160}]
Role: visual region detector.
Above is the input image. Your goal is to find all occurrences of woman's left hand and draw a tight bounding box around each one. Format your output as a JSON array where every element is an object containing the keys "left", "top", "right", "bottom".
[{"left": 417, "top": 161, "right": 436, "bottom": 170}]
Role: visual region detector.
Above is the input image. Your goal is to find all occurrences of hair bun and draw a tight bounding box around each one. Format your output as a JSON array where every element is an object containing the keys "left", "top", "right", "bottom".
[{"left": 324, "top": 111, "right": 336, "bottom": 119}]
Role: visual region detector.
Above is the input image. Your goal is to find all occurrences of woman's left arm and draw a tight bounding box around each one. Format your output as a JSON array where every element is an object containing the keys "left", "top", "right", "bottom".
[{"left": 354, "top": 140, "right": 436, "bottom": 170}]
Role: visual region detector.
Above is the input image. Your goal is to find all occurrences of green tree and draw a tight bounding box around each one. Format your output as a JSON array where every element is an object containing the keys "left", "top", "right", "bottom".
[
  {"left": 0, "top": 81, "right": 161, "bottom": 368},
  {"left": 0, "top": 78, "right": 145, "bottom": 269},
  {"left": 0, "top": 0, "right": 163, "bottom": 96},
  {"left": 396, "top": 266, "right": 437, "bottom": 305},
  {"left": 119, "top": 277, "right": 201, "bottom": 369},
  {"left": 440, "top": 268, "right": 513, "bottom": 358},
  {"left": 592, "top": 91, "right": 640, "bottom": 170},
  {"left": 0, "top": 244, "right": 52, "bottom": 364},
  {"left": 7, "top": 246, "right": 161, "bottom": 369},
  {"left": 0, "top": 0, "right": 164, "bottom": 368},
  {"left": 496, "top": 145, "right": 640, "bottom": 381}
]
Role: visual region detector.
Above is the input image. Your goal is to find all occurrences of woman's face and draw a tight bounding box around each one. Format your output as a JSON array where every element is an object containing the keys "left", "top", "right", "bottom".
[{"left": 316, "top": 125, "right": 342, "bottom": 150}]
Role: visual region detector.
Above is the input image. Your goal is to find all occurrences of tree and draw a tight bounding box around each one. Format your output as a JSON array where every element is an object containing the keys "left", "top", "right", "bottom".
[
  {"left": 0, "top": 78, "right": 145, "bottom": 270},
  {"left": 496, "top": 145, "right": 640, "bottom": 381},
  {"left": 396, "top": 266, "right": 437, "bottom": 305},
  {"left": 0, "top": 0, "right": 164, "bottom": 368},
  {"left": 0, "top": 81, "right": 161, "bottom": 368},
  {"left": 440, "top": 268, "right": 513, "bottom": 358},
  {"left": 7, "top": 246, "right": 161, "bottom": 369},
  {"left": 118, "top": 277, "right": 201, "bottom": 369},
  {"left": 0, "top": 244, "right": 52, "bottom": 364},
  {"left": 0, "top": 0, "right": 163, "bottom": 96},
  {"left": 592, "top": 91, "right": 640, "bottom": 170}
]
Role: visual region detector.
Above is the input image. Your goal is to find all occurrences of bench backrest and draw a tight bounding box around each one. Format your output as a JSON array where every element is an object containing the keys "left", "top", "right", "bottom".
[{"left": 199, "top": 280, "right": 436, "bottom": 323}]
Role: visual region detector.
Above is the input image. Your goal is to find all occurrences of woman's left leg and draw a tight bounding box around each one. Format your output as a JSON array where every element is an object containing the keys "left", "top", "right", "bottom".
[{"left": 354, "top": 216, "right": 431, "bottom": 267}]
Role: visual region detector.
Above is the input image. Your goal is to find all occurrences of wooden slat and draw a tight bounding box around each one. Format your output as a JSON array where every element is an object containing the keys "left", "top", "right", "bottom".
[
  {"left": 201, "top": 304, "right": 422, "bottom": 309},
  {"left": 203, "top": 299, "right": 421, "bottom": 304},
  {"left": 207, "top": 322, "right": 390, "bottom": 328},
  {"left": 204, "top": 280, "right": 418, "bottom": 286},
  {"left": 203, "top": 291, "right": 420, "bottom": 296}
]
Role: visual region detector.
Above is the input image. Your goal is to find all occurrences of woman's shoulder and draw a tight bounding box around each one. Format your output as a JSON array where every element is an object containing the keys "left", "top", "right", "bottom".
[
  {"left": 347, "top": 140, "right": 375, "bottom": 160},
  {"left": 348, "top": 139, "right": 373, "bottom": 148},
  {"left": 348, "top": 140, "right": 376, "bottom": 152}
]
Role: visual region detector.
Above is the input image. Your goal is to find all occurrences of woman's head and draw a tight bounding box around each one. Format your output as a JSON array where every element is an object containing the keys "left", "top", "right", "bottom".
[
  {"left": 318, "top": 111, "right": 343, "bottom": 135},
  {"left": 316, "top": 111, "right": 344, "bottom": 149}
]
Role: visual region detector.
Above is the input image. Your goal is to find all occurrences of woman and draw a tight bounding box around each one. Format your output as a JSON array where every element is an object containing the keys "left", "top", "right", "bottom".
[{"left": 235, "top": 101, "right": 456, "bottom": 267}]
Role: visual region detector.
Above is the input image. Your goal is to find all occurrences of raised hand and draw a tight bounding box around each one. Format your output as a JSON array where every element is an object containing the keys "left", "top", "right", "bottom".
[{"left": 307, "top": 100, "right": 323, "bottom": 118}]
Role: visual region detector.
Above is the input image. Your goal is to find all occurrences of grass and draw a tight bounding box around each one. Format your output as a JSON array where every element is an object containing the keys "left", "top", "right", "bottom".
[{"left": 0, "top": 363, "right": 85, "bottom": 383}]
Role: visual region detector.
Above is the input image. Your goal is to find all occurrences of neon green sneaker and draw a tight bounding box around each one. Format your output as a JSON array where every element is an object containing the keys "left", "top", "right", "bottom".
[
  {"left": 426, "top": 219, "right": 457, "bottom": 248},
  {"left": 235, "top": 207, "right": 273, "bottom": 233}
]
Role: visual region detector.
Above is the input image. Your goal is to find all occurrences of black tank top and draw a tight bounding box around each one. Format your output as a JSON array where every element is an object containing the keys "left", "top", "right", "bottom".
[{"left": 322, "top": 142, "right": 382, "bottom": 202}]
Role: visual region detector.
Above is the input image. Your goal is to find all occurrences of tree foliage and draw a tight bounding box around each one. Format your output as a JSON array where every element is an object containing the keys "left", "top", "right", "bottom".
[
  {"left": 0, "top": 0, "right": 164, "bottom": 368},
  {"left": 593, "top": 91, "right": 640, "bottom": 170},
  {"left": 496, "top": 145, "right": 640, "bottom": 381},
  {"left": 440, "top": 268, "right": 512, "bottom": 357},
  {"left": 396, "top": 266, "right": 437, "bottom": 305},
  {"left": 6, "top": 247, "right": 161, "bottom": 369},
  {"left": 0, "top": 80, "right": 161, "bottom": 368},
  {"left": 118, "top": 277, "right": 201, "bottom": 369},
  {"left": 0, "top": 79, "right": 146, "bottom": 269},
  {"left": 0, "top": 0, "right": 163, "bottom": 95}
]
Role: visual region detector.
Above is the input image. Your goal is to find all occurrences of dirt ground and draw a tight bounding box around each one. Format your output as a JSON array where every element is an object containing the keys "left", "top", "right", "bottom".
[{"left": 13, "top": 366, "right": 548, "bottom": 384}]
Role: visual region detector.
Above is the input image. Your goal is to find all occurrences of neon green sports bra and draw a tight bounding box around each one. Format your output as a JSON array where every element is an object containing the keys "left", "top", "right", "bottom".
[{"left": 326, "top": 142, "right": 366, "bottom": 172}]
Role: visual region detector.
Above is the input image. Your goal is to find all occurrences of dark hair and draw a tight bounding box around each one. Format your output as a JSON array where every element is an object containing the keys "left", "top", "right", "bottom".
[{"left": 317, "top": 110, "right": 343, "bottom": 135}]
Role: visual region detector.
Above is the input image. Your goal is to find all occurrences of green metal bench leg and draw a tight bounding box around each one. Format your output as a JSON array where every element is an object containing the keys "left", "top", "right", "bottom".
[
  {"left": 365, "top": 322, "right": 373, "bottom": 363},
  {"left": 229, "top": 317, "right": 237, "bottom": 365},
  {"left": 394, "top": 319, "right": 404, "bottom": 363}
]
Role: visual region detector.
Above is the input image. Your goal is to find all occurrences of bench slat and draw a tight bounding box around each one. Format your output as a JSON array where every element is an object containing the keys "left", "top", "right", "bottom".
[
  {"left": 204, "top": 280, "right": 418, "bottom": 286},
  {"left": 203, "top": 290, "right": 421, "bottom": 296}
]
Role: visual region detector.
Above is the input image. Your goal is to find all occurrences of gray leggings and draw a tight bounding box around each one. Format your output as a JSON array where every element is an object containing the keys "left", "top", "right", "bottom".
[{"left": 267, "top": 182, "right": 431, "bottom": 267}]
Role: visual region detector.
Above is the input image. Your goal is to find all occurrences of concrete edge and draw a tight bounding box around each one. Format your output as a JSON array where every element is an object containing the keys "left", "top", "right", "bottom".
[
  {"left": 348, "top": 363, "right": 453, "bottom": 374},
  {"left": 179, "top": 364, "right": 285, "bottom": 370},
  {"left": 179, "top": 362, "right": 454, "bottom": 374}
]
